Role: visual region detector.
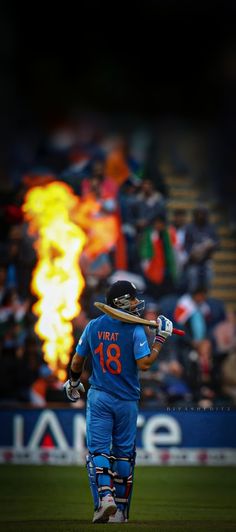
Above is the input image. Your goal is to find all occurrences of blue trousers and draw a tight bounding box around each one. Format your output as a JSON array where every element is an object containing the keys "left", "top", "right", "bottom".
[
  {"left": 86, "top": 387, "right": 138, "bottom": 510},
  {"left": 86, "top": 387, "right": 138, "bottom": 457}
]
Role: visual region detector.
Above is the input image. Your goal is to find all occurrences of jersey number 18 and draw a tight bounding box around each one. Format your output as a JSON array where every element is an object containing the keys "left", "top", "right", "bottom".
[{"left": 94, "top": 342, "right": 122, "bottom": 374}]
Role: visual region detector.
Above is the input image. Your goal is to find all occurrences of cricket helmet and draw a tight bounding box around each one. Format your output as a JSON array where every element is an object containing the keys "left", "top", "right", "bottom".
[{"left": 106, "top": 280, "right": 145, "bottom": 316}]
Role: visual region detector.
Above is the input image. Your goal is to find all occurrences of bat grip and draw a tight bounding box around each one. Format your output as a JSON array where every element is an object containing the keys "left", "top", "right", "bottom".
[{"left": 173, "top": 327, "right": 185, "bottom": 336}]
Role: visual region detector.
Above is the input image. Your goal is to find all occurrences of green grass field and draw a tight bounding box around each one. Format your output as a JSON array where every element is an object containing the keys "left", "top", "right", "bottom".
[{"left": 0, "top": 465, "right": 236, "bottom": 532}]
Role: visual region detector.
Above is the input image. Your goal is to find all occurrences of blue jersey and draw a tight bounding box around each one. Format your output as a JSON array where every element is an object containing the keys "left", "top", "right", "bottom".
[{"left": 75, "top": 314, "right": 150, "bottom": 400}]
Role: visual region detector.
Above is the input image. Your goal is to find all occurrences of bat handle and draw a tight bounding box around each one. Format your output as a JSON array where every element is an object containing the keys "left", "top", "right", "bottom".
[{"left": 173, "top": 327, "right": 185, "bottom": 336}]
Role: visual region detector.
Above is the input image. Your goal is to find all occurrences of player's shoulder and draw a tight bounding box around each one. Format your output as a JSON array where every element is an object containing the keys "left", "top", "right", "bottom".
[
  {"left": 86, "top": 314, "right": 109, "bottom": 329},
  {"left": 134, "top": 323, "right": 146, "bottom": 332},
  {"left": 133, "top": 323, "right": 148, "bottom": 338},
  {"left": 86, "top": 316, "right": 101, "bottom": 328},
  {"left": 82, "top": 317, "right": 98, "bottom": 334}
]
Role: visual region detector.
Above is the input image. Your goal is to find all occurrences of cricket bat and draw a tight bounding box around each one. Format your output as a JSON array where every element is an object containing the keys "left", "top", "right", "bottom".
[{"left": 94, "top": 302, "right": 185, "bottom": 336}]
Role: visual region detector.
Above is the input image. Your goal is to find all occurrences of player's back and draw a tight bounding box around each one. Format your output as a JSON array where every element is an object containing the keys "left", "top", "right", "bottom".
[{"left": 84, "top": 314, "right": 149, "bottom": 400}]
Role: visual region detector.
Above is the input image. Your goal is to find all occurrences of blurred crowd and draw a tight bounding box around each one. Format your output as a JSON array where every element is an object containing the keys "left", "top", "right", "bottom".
[{"left": 0, "top": 116, "right": 236, "bottom": 408}]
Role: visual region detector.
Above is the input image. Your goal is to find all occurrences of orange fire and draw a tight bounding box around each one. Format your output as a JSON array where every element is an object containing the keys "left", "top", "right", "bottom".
[
  {"left": 75, "top": 195, "right": 119, "bottom": 259},
  {"left": 23, "top": 180, "right": 120, "bottom": 382},
  {"left": 23, "top": 181, "right": 87, "bottom": 381}
]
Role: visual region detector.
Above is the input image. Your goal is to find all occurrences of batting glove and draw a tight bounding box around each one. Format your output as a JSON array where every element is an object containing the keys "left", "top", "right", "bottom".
[
  {"left": 63, "top": 379, "right": 85, "bottom": 402},
  {"left": 154, "top": 314, "right": 173, "bottom": 344}
]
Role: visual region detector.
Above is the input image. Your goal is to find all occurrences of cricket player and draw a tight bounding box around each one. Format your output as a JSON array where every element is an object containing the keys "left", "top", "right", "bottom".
[{"left": 64, "top": 280, "right": 173, "bottom": 523}]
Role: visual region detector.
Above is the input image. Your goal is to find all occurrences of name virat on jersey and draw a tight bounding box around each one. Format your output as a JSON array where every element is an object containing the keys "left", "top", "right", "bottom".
[{"left": 98, "top": 331, "right": 119, "bottom": 341}]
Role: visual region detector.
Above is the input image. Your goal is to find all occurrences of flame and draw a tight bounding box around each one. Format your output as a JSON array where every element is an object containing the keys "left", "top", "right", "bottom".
[
  {"left": 75, "top": 195, "right": 119, "bottom": 259},
  {"left": 23, "top": 181, "right": 120, "bottom": 382},
  {"left": 23, "top": 181, "right": 87, "bottom": 381}
]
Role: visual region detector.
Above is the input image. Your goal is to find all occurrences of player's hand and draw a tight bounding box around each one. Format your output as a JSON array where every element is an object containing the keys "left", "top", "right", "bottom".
[
  {"left": 154, "top": 315, "right": 173, "bottom": 344},
  {"left": 63, "top": 379, "right": 85, "bottom": 402}
]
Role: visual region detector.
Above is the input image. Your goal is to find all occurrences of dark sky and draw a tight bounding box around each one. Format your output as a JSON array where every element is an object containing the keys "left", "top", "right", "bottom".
[
  {"left": 0, "top": 0, "right": 235, "bottom": 196},
  {"left": 1, "top": 0, "right": 236, "bottom": 130}
]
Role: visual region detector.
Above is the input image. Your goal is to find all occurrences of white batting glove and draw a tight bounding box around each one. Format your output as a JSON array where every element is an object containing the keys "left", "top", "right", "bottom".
[
  {"left": 63, "top": 379, "right": 85, "bottom": 402},
  {"left": 154, "top": 314, "right": 173, "bottom": 344}
]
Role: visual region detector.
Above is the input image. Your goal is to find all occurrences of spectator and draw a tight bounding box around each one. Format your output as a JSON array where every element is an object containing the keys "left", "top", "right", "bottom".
[
  {"left": 0, "top": 264, "right": 8, "bottom": 304},
  {"left": 78, "top": 196, "right": 119, "bottom": 286},
  {"left": 135, "top": 178, "right": 166, "bottom": 232},
  {"left": 140, "top": 302, "right": 190, "bottom": 407},
  {"left": 30, "top": 363, "right": 62, "bottom": 406},
  {"left": 139, "top": 212, "right": 178, "bottom": 300},
  {"left": 0, "top": 337, "right": 39, "bottom": 403},
  {"left": 81, "top": 158, "right": 118, "bottom": 201},
  {"left": 0, "top": 288, "right": 30, "bottom": 344},
  {"left": 183, "top": 204, "right": 219, "bottom": 292},
  {"left": 173, "top": 285, "right": 228, "bottom": 403},
  {"left": 171, "top": 208, "right": 188, "bottom": 291},
  {"left": 221, "top": 312, "right": 236, "bottom": 405},
  {"left": 104, "top": 136, "right": 141, "bottom": 188},
  {"left": 174, "top": 285, "right": 210, "bottom": 341},
  {"left": 6, "top": 222, "right": 37, "bottom": 299},
  {"left": 118, "top": 176, "right": 141, "bottom": 272}
]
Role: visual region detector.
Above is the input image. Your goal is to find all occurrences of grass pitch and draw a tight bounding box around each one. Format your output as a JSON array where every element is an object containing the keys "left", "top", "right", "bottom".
[{"left": 0, "top": 465, "right": 235, "bottom": 532}]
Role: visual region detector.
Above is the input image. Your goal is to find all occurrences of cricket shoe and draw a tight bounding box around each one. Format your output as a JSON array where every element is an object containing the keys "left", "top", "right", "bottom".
[
  {"left": 92, "top": 494, "right": 117, "bottom": 524},
  {"left": 108, "top": 509, "right": 128, "bottom": 523}
]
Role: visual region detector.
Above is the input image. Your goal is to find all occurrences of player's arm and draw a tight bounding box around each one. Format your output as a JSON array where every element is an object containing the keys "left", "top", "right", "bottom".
[
  {"left": 137, "top": 315, "right": 173, "bottom": 371},
  {"left": 63, "top": 324, "right": 91, "bottom": 402},
  {"left": 63, "top": 353, "right": 85, "bottom": 402},
  {"left": 70, "top": 352, "right": 85, "bottom": 380}
]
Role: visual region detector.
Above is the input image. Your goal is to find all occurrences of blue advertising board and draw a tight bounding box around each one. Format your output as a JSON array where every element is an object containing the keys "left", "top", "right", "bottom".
[{"left": 0, "top": 408, "right": 235, "bottom": 465}]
